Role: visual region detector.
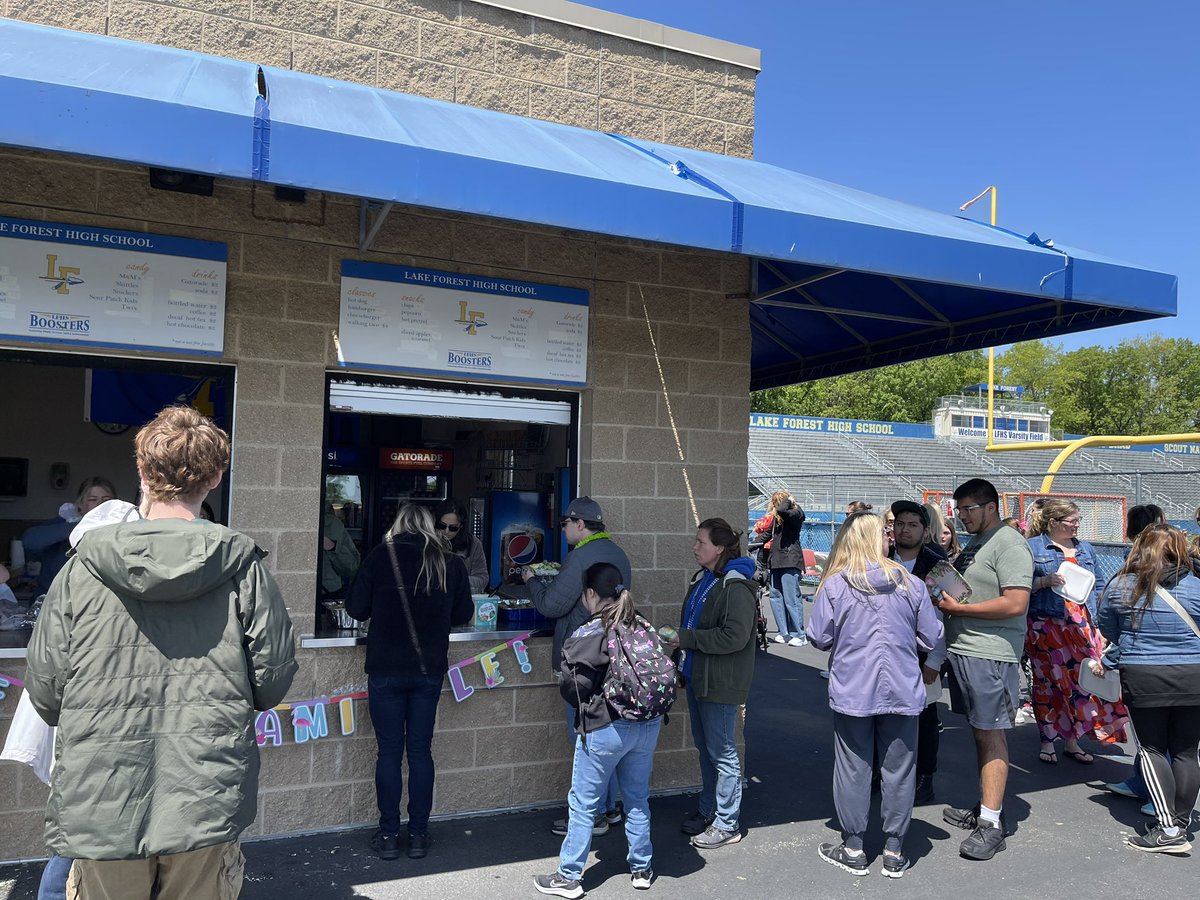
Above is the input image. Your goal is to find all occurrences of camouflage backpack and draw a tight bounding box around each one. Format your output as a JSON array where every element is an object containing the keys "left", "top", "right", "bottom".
[{"left": 603, "top": 614, "right": 678, "bottom": 721}]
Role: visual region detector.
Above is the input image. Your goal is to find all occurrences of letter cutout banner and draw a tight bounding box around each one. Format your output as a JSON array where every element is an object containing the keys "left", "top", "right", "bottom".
[{"left": 245, "top": 632, "right": 535, "bottom": 749}]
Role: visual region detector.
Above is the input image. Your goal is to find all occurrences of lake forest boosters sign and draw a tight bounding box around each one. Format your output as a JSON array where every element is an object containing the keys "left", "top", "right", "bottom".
[{"left": 337, "top": 261, "right": 588, "bottom": 386}]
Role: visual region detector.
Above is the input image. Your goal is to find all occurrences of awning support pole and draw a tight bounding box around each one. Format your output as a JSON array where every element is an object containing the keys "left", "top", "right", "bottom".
[{"left": 358, "top": 200, "right": 394, "bottom": 252}]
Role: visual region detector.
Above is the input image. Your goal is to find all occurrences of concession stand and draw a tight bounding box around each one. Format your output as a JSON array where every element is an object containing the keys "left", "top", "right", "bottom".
[{"left": 0, "top": 3, "right": 1176, "bottom": 859}]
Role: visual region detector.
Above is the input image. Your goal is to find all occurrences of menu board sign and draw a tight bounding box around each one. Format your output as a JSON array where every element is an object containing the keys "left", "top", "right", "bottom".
[
  {"left": 0, "top": 217, "right": 226, "bottom": 355},
  {"left": 338, "top": 261, "right": 588, "bottom": 386}
]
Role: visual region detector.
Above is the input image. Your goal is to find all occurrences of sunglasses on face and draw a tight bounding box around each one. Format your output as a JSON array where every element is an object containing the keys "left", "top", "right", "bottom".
[{"left": 435, "top": 522, "right": 461, "bottom": 532}]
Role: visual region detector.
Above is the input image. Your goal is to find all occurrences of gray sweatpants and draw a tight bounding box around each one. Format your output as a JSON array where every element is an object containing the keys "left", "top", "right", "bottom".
[{"left": 832, "top": 712, "right": 918, "bottom": 852}]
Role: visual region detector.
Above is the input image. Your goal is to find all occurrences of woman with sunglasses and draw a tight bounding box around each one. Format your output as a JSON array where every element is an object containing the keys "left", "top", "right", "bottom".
[
  {"left": 433, "top": 498, "right": 489, "bottom": 593},
  {"left": 1025, "top": 498, "right": 1127, "bottom": 766}
]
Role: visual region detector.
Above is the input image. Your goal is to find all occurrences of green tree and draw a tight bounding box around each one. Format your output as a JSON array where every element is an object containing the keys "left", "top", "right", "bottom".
[{"left": 752, "top": 350, "right": 986, "bottom": 422}]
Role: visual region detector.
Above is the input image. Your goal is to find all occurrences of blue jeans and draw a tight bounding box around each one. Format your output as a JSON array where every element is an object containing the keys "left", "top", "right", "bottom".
[
  {"left": 564, "top": 700, "right": 620, "bottom": 812},
  {"left": 38, "top": 854, "right": 71, "bottom": 900},
  {"left": 768, "top": 567, "right": 804, "bottom": 638},
  {"left": 686, "top": 685, "right": 742, "bottom": 832},
  {"left": 558, "top": 718, "right": 662, "bottom": 881},
  {"left": 368, "top": 673, "right": 444, "bottom": 835}
]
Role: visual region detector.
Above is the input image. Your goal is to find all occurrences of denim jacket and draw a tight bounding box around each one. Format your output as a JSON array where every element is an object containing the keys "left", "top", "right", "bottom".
[
  {"left": 1027, "top": 533, "right": 1100, "bottom": 618},
  {"left": 1097, "top": 571, "right": 1200, "bottom": 667}
]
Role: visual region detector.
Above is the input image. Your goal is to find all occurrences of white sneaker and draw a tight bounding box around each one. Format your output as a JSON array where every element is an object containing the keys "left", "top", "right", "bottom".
[
  {"left": 631, "top": 869, "right": 653, "bottom": 890},
  {"left": 819, "top": 670, "right": 830, "bottom": 680},
  {"left": 773, "top": 634, "right": 786, "bottom": 644},
  {"left": 788, "top": 636, "right": 805, "bottom": 647}
]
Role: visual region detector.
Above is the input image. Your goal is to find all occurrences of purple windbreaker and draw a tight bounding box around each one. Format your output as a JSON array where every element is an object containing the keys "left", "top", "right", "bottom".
[{"left": 806, "top": 563, "right": 943, "bottom": 717}]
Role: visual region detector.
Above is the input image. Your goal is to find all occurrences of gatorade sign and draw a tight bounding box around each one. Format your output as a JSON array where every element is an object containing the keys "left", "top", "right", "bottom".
[{"left": 378, "top": 448, "right": 453, "bottom": 471}]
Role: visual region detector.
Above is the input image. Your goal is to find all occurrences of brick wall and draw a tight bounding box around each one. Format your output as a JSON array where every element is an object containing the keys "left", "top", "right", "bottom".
[
  {"left": 0, "top": 144, "right": 751, "bottom": 857},
  {"left": 2, "top": 0, "right": 756, "bottom": 158}
]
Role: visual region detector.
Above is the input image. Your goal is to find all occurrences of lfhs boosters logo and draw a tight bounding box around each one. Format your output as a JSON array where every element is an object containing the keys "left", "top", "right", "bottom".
[
  {"left": 29, "top": 311, "right": 91, "bottom": 335},
  {"left": 453, "top": 300, "right": 486, "bottom": 335},
  {"left": 38, "top": 254, "right": 84, "bottom": 294},
  {"left": 447, "top": 350, "right": 492, "bottom": 370}
]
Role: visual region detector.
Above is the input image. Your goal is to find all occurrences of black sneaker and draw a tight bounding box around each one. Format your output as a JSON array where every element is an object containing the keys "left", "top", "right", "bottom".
[
  {"left": 690, "top": 825, "right": 742, "bottom": 849},
  {"left": 534, "top": 872, "right": 585, "bottom": 899},
  {"left": 631, "top": 869, "right": 653, "bottom": 890},
  {"left": 551, "top": 814, "right": 609, "bottom": 837},
  {"left": 914, "top": 774, "right": 935, "bottom": 805},
  {"left": 408, "top": 832, "right": 430, "bottom": 859},
  {"left": 880, "top": 851, "right": 910, "bottom": 878},
  {"left": 369, "top": 830, "right": 401, "bottom": 860},
  {"left": 680, "top": 811, "right": 715, "bottom": 836},
  {"left": 942, "top": 803, "right": 980, "bottom": 830},
  {"left": 960, "top": 820, "right": 1006, "bottom": 860},
  {"left": 818, "top": 842, "right": 868, "bottom": 876},
  {"left": 604, "top": 804, "right": 625, "bottom": 826},
  {"left": 1126, "top": 824, "right": 1192, "bottom": 854}
]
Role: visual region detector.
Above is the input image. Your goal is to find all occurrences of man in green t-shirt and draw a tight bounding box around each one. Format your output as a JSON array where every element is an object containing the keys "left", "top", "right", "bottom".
[{"left": 935, "top": 478, "right": 1033, "bottom": 862}]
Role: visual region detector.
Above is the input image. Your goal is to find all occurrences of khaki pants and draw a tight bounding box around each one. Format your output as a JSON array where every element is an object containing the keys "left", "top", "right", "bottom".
[{"left": 66, "top": 840, "right": 244, "bottom": 900}]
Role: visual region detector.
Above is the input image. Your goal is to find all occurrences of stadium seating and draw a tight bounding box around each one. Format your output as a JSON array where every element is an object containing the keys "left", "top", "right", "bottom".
[{"left": 749, "top": 426, "right": 1200, "bottom": 530}]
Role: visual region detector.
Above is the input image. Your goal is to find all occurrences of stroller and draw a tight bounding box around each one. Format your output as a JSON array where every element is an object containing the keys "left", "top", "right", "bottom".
[{"left": 746, "top": 539, "right": 772, "bottom": 651}]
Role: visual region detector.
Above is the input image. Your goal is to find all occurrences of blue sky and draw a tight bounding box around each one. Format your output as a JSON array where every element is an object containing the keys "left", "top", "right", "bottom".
[{"left": 587, "top": 1, "right": 1198, "bottom": 350}]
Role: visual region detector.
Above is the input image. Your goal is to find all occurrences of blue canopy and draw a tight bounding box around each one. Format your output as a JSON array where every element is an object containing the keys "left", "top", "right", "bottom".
[{"left": 0, "top": 21, "right": 1177, "bottom": 389}]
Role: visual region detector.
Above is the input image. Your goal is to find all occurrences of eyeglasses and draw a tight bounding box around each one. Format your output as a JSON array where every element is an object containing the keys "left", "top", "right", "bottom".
[
  {"left": 954, "top": 503, "right": 985, "bottom": 515},
  {"left": 1060, "top": 518, "right": 1081, "bottom": 527},
  {"left": 435, "top": 522, "right": 461, "bottom": 533}
]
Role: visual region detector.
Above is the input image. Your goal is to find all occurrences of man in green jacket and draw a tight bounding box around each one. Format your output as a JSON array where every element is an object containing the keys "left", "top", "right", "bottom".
[{"left": 27, "top": 405, "right": 298, "bottom": 900}]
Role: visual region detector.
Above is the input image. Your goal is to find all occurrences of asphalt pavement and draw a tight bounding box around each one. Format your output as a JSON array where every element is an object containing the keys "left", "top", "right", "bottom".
[{"left": 1, "top": 643, "right": 1194, "bottom": 899}]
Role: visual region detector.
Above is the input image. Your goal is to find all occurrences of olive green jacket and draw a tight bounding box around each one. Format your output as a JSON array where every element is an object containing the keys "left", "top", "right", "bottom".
[
  {"left": 677, "top": 570, "right": 758, "bottom": 705},
  {"left": 26, "top": 519, "right": 298, "bottom": 860}
]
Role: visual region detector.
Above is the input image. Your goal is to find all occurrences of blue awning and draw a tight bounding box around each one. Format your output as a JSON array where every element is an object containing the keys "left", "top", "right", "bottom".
[
  {"left": 0, "top": 21, "right": 1177, "bottom": 389},
  {"left": 0, "top": 20, "right": 261, "bottom": 179}
]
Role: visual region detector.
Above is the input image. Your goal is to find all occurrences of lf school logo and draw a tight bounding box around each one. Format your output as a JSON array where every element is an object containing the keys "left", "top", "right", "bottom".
[
  {"left": 38, "top": 254, "right": 84, "bottom": 294},
  {"left": 506, "top": 533, "right": 539, "bottom": 566},
  {"left": 454, "top": 300, "right": 487, "bottom": 335},
  {"left": 29, "top": 311, "right": 91, "bottom": 335},
  {"left": 447, "top": 350, "right": 492, "bottom": 370}
]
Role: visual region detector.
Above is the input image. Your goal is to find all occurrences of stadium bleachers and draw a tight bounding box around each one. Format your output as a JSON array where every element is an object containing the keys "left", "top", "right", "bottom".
[{"left": 748, "top": 425, "right": 1200, "bottom": 540}]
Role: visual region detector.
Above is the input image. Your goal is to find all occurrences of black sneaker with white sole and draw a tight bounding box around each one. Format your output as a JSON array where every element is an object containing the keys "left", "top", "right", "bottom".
[
  {"left": 818, "top": 842, "right": 868, "bottom": 876},
  {"left": 1126, "top": 824, "right": 1192, "bottom": 854},
  {"left": 880, "top": 851, "right": 910, "bottom": 878},
  {"left": 630, "top": 869, "right": 653, "bottom": 890},
  {"left": 534, "top": 872, "right": 585, "bottom": 899}
]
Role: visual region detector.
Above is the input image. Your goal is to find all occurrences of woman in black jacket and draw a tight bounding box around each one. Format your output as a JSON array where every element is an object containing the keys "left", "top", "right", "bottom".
[
  {"left": 348, "top": 503, "right": 473, "bottom": 861},
  {"left": 766, "top": 491, "right": 807, "bottom": 646}
]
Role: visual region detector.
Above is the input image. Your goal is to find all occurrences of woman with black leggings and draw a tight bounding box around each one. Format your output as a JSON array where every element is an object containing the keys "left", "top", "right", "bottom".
[{"left": 1097, "top": 524, "right": 1200, "bottom": 854}]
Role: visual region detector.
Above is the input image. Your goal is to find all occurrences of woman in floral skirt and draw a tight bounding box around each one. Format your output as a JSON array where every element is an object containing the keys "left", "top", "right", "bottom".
[{"left": 1025, "top": 499, "right": 1127, "bottom": 764}]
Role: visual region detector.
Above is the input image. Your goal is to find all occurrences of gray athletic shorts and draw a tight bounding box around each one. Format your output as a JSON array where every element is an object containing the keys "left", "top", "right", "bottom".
[{"left": 947, "top": 652, "right": 1019, "bottom": 731}]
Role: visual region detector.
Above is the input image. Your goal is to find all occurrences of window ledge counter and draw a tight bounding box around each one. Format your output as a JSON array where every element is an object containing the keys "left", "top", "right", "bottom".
[{"left": 300, "top": 628, "right": 550, "bottom": 649}]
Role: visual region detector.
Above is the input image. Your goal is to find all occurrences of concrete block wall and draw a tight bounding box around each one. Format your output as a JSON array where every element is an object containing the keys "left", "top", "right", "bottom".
[
  {"left": 0, "top": 143, "right": 751, "bottom": 856},
  {"left": 2, "top": 0, "right": 757, "bottom": 158}
]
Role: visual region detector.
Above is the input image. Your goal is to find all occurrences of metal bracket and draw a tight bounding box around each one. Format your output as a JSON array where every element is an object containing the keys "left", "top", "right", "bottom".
[{"left": 358, "top": 200, "right": 394, "bottom": 252}]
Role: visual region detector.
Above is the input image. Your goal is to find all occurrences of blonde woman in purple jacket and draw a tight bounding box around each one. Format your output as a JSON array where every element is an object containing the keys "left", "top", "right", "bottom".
[{"left": 807, "top": 512, "right": 943, "bottom": 879}]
